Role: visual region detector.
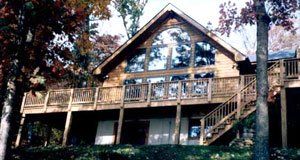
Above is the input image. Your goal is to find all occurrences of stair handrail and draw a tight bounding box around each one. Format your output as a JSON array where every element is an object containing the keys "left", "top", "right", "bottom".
[{"left": 200, "top": 61, "right": 281, "bottom": 144}]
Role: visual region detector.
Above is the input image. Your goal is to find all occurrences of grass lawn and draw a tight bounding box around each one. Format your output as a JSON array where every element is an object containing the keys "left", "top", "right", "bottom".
[{"left": 12, "top": 145, "right": 300, "bottom": 160}]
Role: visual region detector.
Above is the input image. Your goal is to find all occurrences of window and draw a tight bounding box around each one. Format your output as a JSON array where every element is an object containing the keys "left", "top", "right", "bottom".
[
  {"left": 194, "top": 72, "right": 214, "bottom": 79},
  {"left": 147, "top": 77, "right": 165, "bottom": 83},
  {"left": 194, "top": 42, "right": 216, "bottom": 67},
  {"left": 171, "top": 44, "right": 191, "bottom": 69},
  {"left": 152, "top": 28, "right": 191, "bottom": 45},
  {"left": 125, "top": 49, "right": 146, "bottom": 72},
  {"left": 189, "top": 119, "right": 201, "bottom": 139},
  {"left": 148, "top": 47, "right": 169, "bottom": 71},
  {"left": 124, "top": 78, "right": 143, "bottom": 85},
  {"left": 170, "top": 75, "right": 189, "bottom": 81},
  {"left": 149, "top": 27, "right": 191, "bottom": 71}
]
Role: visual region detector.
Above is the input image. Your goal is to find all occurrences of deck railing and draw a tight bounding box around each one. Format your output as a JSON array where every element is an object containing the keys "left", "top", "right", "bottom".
[
  {"left": 22, "top": 58, "right": 300, "bottom": 111},
  {"left": 23, "top": 75, "right": 256, "bottom": 109}
]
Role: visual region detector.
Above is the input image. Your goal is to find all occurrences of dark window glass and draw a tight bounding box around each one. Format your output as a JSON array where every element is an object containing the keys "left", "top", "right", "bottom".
[
  {"left": 124, "top": 79, "right": 142, "bottom": 85},
  {"left": 125, "top": 49, "right": 146, "bottom": 73},
  {"left": 170, "top": 75, "right": 189, "bottom": 81},
  {"left": 152, "top": 28, "right": 191, "bottom": 46},
  {"left": 148, "top": 47, "right": 168, "bottom": 70},
  {"left": 189, "top": 119, "right": 201, "bottom": 139},
  {"left": 171, "top": 44, "right": 191, "bottom": 69},
  {"left": 194, "top": 42, "right": 216, "bottom": 67},
  {"left": 194, "top": 72, "right": 214, "bottom": 79}
]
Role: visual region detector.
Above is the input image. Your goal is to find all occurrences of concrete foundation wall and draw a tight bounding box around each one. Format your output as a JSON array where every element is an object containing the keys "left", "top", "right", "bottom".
[{"left": 94, "top": 118, "right": 199, "bottom": 145}]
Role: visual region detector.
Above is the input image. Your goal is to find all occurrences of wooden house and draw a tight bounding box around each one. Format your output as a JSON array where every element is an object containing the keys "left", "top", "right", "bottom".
[{"left": 15, "top": 4, "right": 300, "bottom": 147}]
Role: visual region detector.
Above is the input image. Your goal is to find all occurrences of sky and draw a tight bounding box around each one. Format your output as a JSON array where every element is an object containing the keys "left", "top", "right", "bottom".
[{"left": 96, "top": 0, "right": 256, "bottom": 54}]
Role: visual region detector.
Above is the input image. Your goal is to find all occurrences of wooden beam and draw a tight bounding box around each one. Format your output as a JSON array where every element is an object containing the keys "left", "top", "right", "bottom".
[
  {"left": 20, "top": 93, "right": 27, "bottom": 113},
  {"left": 15, "top": 113, "right": 26, "bottom": 148},
  {"left": 43, "top": 91, "right": 50, "bottom": 113},
  {"left": 62, "top": 111, "right": 72, "bottom": 146},
  {"left": 115, "top": 108, "right": 124, "bottom": 144},
  {"left": 280, "top": 87, "right": 288, "bottom": 148},
  {"left": 174, "top": 103, "right": 182, "bottom": 144},
  {"left": 93, "top": 87, "right": 99, "bottom": 110},
  {"left": 199, "top": 118, "right": 205, "bottom": 145}
]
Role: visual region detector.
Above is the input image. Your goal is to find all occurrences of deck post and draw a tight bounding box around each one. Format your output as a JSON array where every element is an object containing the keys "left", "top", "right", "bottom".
[
  {"left": 62, "top": 111, "right": 72, "bottom": 146},
  {"left": 236, "top": 76, "right": 244, "bottom": 119},
  {"left": 280, "top": 59, "right": 285, "bottom": 85},
  {"left": 280, "top": 87, "right": 288, "bottom": 148},
  {"left": 147, "top": 83, "right": 152, "bottom": 106},
  {"left": 208, "top": 78, "right": 212, "bottom": 102},
  {"left": 116, "top": 108, "right": 124, "bottom": 144},
  {"left": 15, "top": 113, "right": 26, "bottom": 148},
  {"left": 174, "top": 103, "right": 181, "bottom": 144},
  {"left": 116, "top": 86, "right": 126, "bottom": 144},
  {"left": 62, "top": 89, "right": 74, "bottom": 146},
  {"left": 199, "top": 118, "right": 205, "bottom": 145},
  {"left": 93, "top": 87, "right": 99, "bottom": 110},
  {"left": 43, "top": 91, "right": 50, "bottom": 113},
  {"left": 174, "top": 81, "right": 182, "bottom": 144},
  {"left": 20, "top": 93, "right": 27, "bottom": 113}
]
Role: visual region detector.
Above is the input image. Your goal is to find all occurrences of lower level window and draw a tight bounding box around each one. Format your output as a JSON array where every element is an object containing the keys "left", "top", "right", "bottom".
[{"left": 189, "top": 119, "right": 201, "bottom": 139}]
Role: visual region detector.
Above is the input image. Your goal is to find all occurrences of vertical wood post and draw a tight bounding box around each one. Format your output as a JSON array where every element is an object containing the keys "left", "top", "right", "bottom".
[
  {"left": 174, "top": 104, "right": 181, "bottom": 144},
  {"left": 62, "top": 89, "right": 74, "bottom": 146},
  {"left": 43, "top": 91, "right": 50, "bottom": 113},
  {"left": 280, "top": 88, "right": 288, "bottom": 148},
  {"left": 116, "top": 108, "right": 124, "bottom": 144},
  {"left": 280, "top": 60, "right": 285, "bottom": 86},
  {"left": 93, "top": 87, "right": 99, "bottom": 110},
  {"left": 199, "top": 118, "right": 205, "bottom": 145},
  {"left": 236, "top": 76, "right": 244, "bottom": 119},
  {"left": 62, "top": 111, "right": 72, "bottom": 146},
  {"left": 174, "top": 81, "right": 182, "bottom": 144},
  {"left": 208, "top": 78, "right": 212, "bottom": 102},
  {"left": 20, "top": 93, "right": 27, "bottom": 113},
  {"left": 116, "top": 86, "right": 126, "bottom": 144},
  {"left": 147, "top": 83, "right": 152, "bottom": 106},
  {"left": 15, "top": 113, "right": 26, "bottom": 148}
]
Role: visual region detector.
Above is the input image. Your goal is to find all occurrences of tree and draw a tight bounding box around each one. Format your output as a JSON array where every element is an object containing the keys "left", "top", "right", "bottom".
[
  {"left": 218, "top": 0, "right": 298, "bottom": 159},
  {"left": 113, "top": 0, "right": 148, "bottom": 39},
  {"left": 0, "top": 0, "right": 112, "bottom": 159}
]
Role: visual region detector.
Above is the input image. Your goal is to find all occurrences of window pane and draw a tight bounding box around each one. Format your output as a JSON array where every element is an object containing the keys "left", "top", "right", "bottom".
[
  {"left": 194, "top": 72, "right": 214, "bottom": 79},
  {"left": 153, "top": 28, "right": 191, "bottom": 46},
  {"left": 171, "top": 44, "right": 191, "bottom": 68},
  {"left": 125, "top": 49, "right": 146, "bottom": 72},
  {"left": 147, "top": 77, "right": 165, "bottom": 83},
  {"left": 195, "top": 42, "right": 216, "bottom": 67},
  {"left": 124, "top": 79, "right": 142, "bottom": 85},
  {"left": 148, "top": 47, "right": 168, "bottom": 70},
  {"left": 189, "top": 119, "right": 201, "bottom": 139},
  {"left": 170, "top": 75, "right": 189, "bottom": 81}
]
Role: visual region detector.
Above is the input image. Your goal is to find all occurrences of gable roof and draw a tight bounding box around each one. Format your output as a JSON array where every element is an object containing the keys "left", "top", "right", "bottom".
[{"left": 93, "top": 4, "right": 247, "bottom": 75}]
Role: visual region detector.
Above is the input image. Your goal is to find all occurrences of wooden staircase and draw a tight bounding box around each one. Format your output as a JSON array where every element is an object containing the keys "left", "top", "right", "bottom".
[{"left": 199, "top": 61, "right": 282, "bottom": 145}]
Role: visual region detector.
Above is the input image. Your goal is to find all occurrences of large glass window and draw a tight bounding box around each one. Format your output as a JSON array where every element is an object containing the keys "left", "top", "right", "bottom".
[
  {"left": 148, "top": 47, "right": 169, "bottom": 71},
  {"left": 194, "top": 42, "right": 216, "bottom": 67},
  {"left": 125, "top": 49, "right": 146, "bottom": 72},
  {"left": 171, "top": 44, "right": 191, "bottom": 69},
  {"left": 152, "top": 28, "right": 191, "bottom": 45}
]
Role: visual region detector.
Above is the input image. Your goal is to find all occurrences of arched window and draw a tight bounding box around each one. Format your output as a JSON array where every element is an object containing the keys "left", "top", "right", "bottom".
[
  {"left": 194, "top": 42, "right": 216, "bottom": 67},
  {"left": 148, "top": 28, "right": 191, "bottom": 70}
]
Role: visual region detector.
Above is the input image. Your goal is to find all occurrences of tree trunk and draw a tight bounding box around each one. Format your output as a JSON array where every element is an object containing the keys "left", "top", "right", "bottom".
[
  {"left": 253, "top": 0, "right": 270, "bottom": 159},
  {"left": 0, "top": 60, "right": 19, "bottom": 160}
]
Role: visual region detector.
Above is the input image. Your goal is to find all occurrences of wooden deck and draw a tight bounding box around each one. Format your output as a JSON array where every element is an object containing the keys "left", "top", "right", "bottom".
[{"left": 22, "top": 75, "right": 256, "bottom": 114}]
